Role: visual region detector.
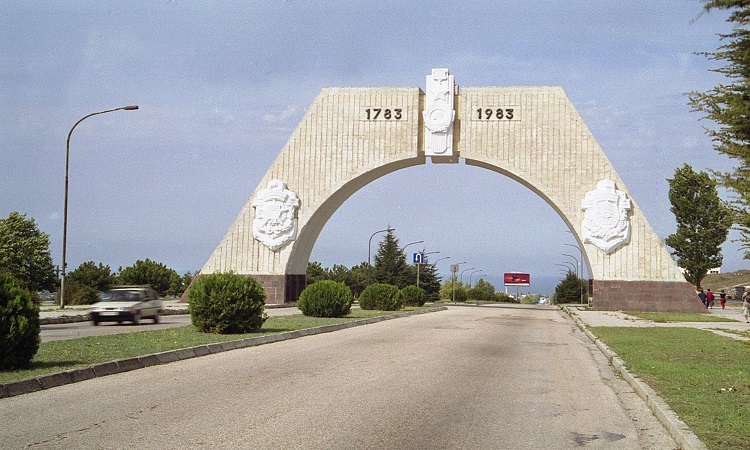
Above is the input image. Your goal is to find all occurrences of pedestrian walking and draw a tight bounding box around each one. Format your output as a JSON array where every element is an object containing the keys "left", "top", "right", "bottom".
[
  {"left": 743, "top": 288, "right": 750, "bottom": 323},
  {"left": 720, "top": 290, "right": 727, "bottom": 309},
  {"left": 698, "top": 289, "right": 707, "bottom": 308},
  {"left": 706, "top": 288, "right": 715, "bottom": 309}
]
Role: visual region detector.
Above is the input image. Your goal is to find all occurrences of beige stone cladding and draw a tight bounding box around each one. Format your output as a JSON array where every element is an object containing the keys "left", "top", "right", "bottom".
[
  {"left": 457, "top": 86, "right": 684, "bottom": 284},
  {"left": 201, "top": 87, "right": 422, "bottom": 298},
  {"left": 200, "top": 83, "right": 693, "bottom": 308}
]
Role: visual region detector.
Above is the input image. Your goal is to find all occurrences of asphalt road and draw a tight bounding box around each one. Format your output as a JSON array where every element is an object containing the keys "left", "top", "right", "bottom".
[{"left": 3, "top": 305, "right": 677, "bottom": 449}]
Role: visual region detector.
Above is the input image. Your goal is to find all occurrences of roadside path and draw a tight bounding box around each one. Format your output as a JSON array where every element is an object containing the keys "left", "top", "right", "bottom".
[{"left": 570, "top": 304, "right": 750, "bottom": 341}]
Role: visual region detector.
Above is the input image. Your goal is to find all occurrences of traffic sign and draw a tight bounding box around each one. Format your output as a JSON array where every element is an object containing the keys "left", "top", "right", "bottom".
[{"left": 413, "top": 252, "right": 424, "bottom": 264}]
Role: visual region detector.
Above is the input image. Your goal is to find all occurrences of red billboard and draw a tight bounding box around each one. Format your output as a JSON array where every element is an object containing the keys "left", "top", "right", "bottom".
[{"left": 504, "top": 273, "right": 530, "bottom": 286}]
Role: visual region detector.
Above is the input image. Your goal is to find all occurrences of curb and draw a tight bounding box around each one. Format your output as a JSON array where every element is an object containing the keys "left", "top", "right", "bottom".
[
  {"left": 1, "top": 307, "right": 447, "bottom": 400},
  {"left": 561, "top": 306, "right": 707, "bottom": 450}
]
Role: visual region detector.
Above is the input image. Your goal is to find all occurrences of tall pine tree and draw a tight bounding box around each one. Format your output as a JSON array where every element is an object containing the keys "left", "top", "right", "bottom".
[
  {"left": 373, "top": 230, "right": 411, "bottom": 288},
  {"left": 689, "top": 1, "right": 750, "bottom": 258}
]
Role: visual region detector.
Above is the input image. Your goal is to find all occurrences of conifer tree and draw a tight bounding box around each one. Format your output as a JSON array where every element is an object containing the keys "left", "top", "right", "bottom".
[
  {"left": 554, "top": 271, "right": 587, "bottom": 304},
  {"left": 689, "top": 1, "right": 750, "bottom": 257},
  {"left": 373, "top": 230, "right": 410, "bottom": 288},
  {"left": 417, "top": 260, "right": 442, "bottom": 301}
]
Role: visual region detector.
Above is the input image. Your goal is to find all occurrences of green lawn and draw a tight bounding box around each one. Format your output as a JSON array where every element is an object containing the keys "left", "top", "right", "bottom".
[
  {"left": 0, "top": 308, "right": 426, "bottom": 384},
  {"left": 592, "top": 327, "right": 750, "bottom": 450}
]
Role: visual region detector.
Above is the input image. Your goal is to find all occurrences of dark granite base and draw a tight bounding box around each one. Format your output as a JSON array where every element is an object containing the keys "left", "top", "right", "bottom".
[
  {"left": 254, "top": 274, "right": 305, "bottom": 304},
  {"left": 179, "top": 273, "right": 305, "bottom": 305},
  {"left": 591, "top": 279, "right": 704, "bottom": 312}
]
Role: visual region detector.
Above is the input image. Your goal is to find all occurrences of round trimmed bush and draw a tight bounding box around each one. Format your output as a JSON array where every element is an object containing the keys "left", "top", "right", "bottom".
[
  {"left": 0, "top": 272, "right": 40, "bottom": 370},
  {"left": 188, "top": 272, "right": 267, "bottom": 334},
  {"left": 359, "top": 283, "right": 402, "bottom": 311},
  {"left": 400, "top": 285, "right": 426, "bottom": 307},
  {"left": 298, "top": 280, "right": 352, "bottom": 317}
]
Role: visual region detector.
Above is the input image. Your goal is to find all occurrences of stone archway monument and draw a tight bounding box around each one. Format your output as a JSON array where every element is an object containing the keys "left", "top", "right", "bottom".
[{"left": 200, "top": 69, "right": 702, "bottom": 312}]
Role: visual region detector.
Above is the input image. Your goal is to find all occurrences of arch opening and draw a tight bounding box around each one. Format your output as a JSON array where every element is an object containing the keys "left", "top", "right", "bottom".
[{"left": 306, "top": 160, "right": 589, "bottom": 296}]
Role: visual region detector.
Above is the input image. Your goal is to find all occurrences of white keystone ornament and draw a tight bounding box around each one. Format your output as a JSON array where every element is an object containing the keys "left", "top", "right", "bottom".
[
  {"left": 423, "top": 68, "right": 455, "bottom": 156},
  {"left": 252, "top": 180, "right": 300, "bottom": 252},
  {"left": 581, "top": 180, "right": 632, "bottom": 254}
]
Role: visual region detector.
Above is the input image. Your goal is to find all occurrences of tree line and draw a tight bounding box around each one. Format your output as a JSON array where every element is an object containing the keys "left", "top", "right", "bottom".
[
  {"left": 307, "top": 229, "right": 442, "bottom": 300},
  {"left": 0, "top": 211, "right": 194, "bottom": 304},
  {"left": 309, "top": 229, "right": 520, "bottom": 303}
]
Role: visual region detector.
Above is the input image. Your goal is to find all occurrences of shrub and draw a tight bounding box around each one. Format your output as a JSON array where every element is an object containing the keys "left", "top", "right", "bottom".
[
  {"left": 400, "top": 285, "right": 426, "bottom": 307},
  {"left": 66, "top": 283, "right": 100, "bottom": 305},
  {"left": 451, "top": 287, "right": 468, "bottom": 302},
  {"left": 467, "top": 287, "right": 496, "bottom": 301},
  {"left": 496, "top": 292, "right": 516, "bottom": 303},
  {"left": 359, "top": 283, "right": 402, "bottom": 311},
  {"left": 188, "top": 272, "right": 267, "bottom": 334},
  {"left": 0, "top": 272, "right": 40, "bottom": 370},
  {"left": 297, "top": 280, "right": 352, "bottom": 317}
]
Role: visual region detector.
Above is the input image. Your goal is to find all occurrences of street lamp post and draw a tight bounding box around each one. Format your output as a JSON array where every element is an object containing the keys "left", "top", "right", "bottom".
[
  {"left": 556, "top": 263, "right": 576, "bottom": 274},
  {"left": 432, "top": 256, "right": 450, "bottom": 265},
  {"left": 367, "top": 227, "right": 395, "bottom": 286},
  {"left": 452, "top": 261, "right": 467, "bottom": 302},
  {"left": 61, "top": 105, "right": 139, "bottom": 309},
  {"left": 562, "top": 253, "right": 579, "bottom": 278},
  {"left": 564, "top": 241, "right": 586, "bottom": 305},
  {"left": 564, "top": 242, "right": 584, "bottom": 277},
  {"left": 460, "top": 267, "right": 475, "bottom": 285},
  {"left": 469, "top": 269, "right": 484, "bottom": 288},
  {"left": 401, "top": 240, "right": 424, "bottom": 257},
  {"left": 430, "top": 256, "right": 450, "bottom": 289},
  {"left": 562, "top": 252, "right": 583, "bottom": 304}
]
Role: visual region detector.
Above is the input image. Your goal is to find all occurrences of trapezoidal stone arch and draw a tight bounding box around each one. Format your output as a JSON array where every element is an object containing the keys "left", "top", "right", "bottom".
[{"left": 200, "top": 72, "right": 702, "bottom": 312}]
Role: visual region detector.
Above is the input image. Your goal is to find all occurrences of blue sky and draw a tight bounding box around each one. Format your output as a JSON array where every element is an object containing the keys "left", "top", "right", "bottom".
[{"left": 0, "top": 1, "right": 740, "bottom": 294}]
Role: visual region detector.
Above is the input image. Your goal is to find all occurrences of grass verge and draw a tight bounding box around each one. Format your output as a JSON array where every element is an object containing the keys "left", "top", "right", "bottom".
[
  {"left": 624, "top": 311, "right": 737, "bottom": 323},
  {"left": 0, "top": 308, "right": 426, "bottom": 384},
  {"left": 592, "top": 326, "right": 750, "bottom": 450}
]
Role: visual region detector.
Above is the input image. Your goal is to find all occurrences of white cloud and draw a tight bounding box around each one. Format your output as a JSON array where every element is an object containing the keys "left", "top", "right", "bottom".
[{"left": 262, "top": 106, "right": 299, "bottom": 123}]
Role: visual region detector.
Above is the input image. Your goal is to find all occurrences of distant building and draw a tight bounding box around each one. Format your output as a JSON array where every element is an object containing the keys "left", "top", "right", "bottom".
[{"left": 678, "top": 267, "right": 721, "bottom": 275}]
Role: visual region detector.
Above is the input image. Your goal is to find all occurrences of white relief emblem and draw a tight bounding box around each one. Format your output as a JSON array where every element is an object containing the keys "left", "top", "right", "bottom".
[
  {"left": 252, "top": 180, "right": 300, "bottom": 252},
  {"left": 581, "top": 180, "right": 632, "bottom": 254},
  {"left": 423, "top": 68, "right": 456, "bottom": 156}
]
